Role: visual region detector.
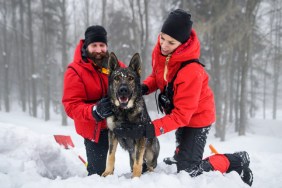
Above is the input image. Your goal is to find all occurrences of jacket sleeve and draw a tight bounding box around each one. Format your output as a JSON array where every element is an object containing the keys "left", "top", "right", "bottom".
[
  {"left": 62, "top": 68, "right": 96, "bottom": 122},
  {"left": 152, "top": 65, "right": 204, "bottom": 136},
  {"left": 118, "top": 61, "right": 127, "bottom": 68},
  {"left": 143, "top": 55, "right": 159, "bottom": 93},
  {"left": 143, "top": 70, "right": 158, "bottom": 94}
]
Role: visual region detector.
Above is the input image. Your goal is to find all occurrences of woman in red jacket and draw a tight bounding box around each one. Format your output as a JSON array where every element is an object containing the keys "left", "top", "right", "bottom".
[
  {"left": 114, "top": 9, "right": 253, "bottom": 186},
  {"left": 62, "top": 25, "right": 124, "bottom": 176}
]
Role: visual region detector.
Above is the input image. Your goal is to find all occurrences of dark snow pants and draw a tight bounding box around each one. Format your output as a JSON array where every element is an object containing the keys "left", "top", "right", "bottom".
[
  {"left": 174, "top": 126, "right": 244, "bottom": 176},
  {"left": 174, "top": 126, "right": 212, "bottom": 175},
  {"left": 84, "top": 129, "right": 109, "bottom": 176}
]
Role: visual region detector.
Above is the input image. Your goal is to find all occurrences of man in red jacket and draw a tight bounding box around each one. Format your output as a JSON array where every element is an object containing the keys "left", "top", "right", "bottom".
[
  {"left": 113, "top": 10, "right": 253, "bottom": 186},
  {"left": 62, "top": 25, "right": 124, "bottom": 176}
]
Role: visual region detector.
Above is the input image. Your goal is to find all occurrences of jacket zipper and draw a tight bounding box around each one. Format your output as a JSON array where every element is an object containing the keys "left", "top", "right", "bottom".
[
  {"left": 164, "top": 54, "right": 171, "bottom": 82},
  {"left": 91, "top": 63, "right": 106, "bottom": 97}
]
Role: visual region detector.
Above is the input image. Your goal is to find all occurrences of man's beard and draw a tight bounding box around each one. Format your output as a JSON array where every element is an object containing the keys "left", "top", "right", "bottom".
[{"left": 86, "top": 50, "right": 108, "bottom": 67}]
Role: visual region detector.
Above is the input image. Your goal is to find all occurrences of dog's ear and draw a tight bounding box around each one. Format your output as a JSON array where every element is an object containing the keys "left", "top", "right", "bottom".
[
  {"left": 129, "top": 53, "right": 141, "bottom": 77},
  {"left": 108, "top": 52, "right": 120, "bottom": 73}
]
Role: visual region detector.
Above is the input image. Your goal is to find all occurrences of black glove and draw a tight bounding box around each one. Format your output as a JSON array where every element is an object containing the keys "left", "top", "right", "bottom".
[
  {"left": 141, "top": 84, "right": 149, "bottom": 95},
  {"left": 113, "top": 121, "right": 155, "bottom": 139},
  {"left": 92, "top": 97, "right": 113, "bottom": 122}
]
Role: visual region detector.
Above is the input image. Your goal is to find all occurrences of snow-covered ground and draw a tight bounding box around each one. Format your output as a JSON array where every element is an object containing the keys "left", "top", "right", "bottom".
[{"left": 0, "top": 110, "right": 282, "bottom": 188}]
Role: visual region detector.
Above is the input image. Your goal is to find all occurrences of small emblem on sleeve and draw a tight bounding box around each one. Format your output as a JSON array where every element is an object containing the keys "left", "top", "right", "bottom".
[{"left": 160, "top": 127, "right": 164, "bottom": 134}]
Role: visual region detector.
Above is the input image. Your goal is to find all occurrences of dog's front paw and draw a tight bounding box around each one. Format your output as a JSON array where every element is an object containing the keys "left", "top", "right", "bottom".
[
  {"left": 147, "top": 166, "right": 154, "bottom": 172},
  {"left": 132, "top": 167, "right": 142, "bottom": 178},
  {"left": 102, "top": 168, "right": 114, "bottom": 177}
]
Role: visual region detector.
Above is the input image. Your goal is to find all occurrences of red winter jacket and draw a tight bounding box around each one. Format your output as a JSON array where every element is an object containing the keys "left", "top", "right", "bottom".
[
  {"left": 62, "top": 40, "right": 125, "bottom": 142},
  {"left": 143, "top": 29, "right": 216, "bottom": 136}
]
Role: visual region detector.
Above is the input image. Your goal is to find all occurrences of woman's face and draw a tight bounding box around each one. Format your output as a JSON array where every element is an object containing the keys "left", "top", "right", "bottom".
[{"left": 159, "top": 33, "right": 182, "bottom": 56}]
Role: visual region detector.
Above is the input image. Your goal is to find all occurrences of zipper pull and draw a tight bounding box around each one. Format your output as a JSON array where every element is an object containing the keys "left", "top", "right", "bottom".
[
  {"left": 164, "top": 54, "right": 171, "bottom": 81},
  {"left": 165, "top": 54, "right": 171, "bottom": 63}
]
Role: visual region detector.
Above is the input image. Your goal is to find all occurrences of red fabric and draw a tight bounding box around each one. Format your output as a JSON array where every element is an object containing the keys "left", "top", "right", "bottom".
[
  {"left": 208, "top": 154, "right": 230, "bottom": 173},
  {"left": 143, "top": 29, "right": 216, "bottom": 136},
  {"left": 62, "top": 40, "right": 125, "bottom": 142}
]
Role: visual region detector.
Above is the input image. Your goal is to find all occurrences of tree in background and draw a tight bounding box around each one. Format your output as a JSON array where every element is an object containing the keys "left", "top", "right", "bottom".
[
  {"left": 0, "top": 0, "right": 10, "bottom": 112},
  {"left": 56, "top": 0, "right": 68, "bottom": 125},
  {"left": 272, "top": 0, "right": 282, "bottom": 120}
]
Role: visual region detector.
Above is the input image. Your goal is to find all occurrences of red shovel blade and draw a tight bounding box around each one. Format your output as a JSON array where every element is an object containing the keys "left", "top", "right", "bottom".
[{"left": 54, "top": 135, "right": 75, "bottom": 149}]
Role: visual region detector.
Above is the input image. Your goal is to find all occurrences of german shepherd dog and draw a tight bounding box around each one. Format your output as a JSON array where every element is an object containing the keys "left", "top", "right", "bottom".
[{"left": 102, "top": 52, "right": 160, "bottom": 178}]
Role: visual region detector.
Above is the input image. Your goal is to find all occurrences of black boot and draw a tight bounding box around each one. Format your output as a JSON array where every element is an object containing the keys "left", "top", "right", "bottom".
[
  {"left": 225, "top": 151, "right": 253, "bottom": 186},
  {"left": 234, "top": 151, "right": 250, "bottom": 168},
  {"left": 184, "top": 159, "right": 214, "bottom": 177},
  {"left": 163, "top": 128, "right": 185, "bottom": 165},
  {"left": 241, "top": 167, "right": 253, "bottom": 186}
]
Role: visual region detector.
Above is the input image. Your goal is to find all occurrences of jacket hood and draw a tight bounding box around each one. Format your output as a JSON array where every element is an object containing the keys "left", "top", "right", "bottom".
[
  {"left": 72, "top": 40, "right": 94, "bottom": 71},
  {"left": 153, "top": 29, "right": 200, "bottom": 62}
]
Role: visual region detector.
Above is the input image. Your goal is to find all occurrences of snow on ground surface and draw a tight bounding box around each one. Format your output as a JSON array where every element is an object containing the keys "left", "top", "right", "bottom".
[{"left": 0, "top": 109, "right": 282, "bottom": 188}]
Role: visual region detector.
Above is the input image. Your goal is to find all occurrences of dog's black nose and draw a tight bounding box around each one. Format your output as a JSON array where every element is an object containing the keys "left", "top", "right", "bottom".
[{"left": 118, "top": 85, "right": 129, "bottom": 95}]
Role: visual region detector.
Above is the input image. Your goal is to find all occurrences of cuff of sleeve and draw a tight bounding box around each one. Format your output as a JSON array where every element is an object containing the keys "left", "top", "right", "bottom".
[
  {"left": 89, "top": 105, "right": 96, "bottom": 120},
  {"left": 91, "top": 105, "right": 103, "bottom": 122},
  {"left": 152, "top": 119, "right": 165, "bottom": 136}
]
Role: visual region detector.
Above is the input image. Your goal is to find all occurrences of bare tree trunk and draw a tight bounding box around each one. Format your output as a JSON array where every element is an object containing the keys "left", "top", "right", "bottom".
[
  {"left": 84, "top": 0, "right": 89, "bottom": 27},
  {"left": 262, "top": 56, "right": 268, "bottom": 119},
  {"left": 129, "top": 0, "right": 141, "bottom": 53},
  {"left": 235, "top": 60, "right": 241, "bottom": 132},
  {"left": 137, "top": 0, "right": 149, "bottom": 78},
  {"left": 211, "top": 27, "right": 222, "bottom": 138},
  {"left": 137, "top": 0, "right": 144, "bottom": 52},
  {"left": 0, "top": 33, "right": 2, "bottom": 111},
  {"left": 229, "top": 46, "right": 236, "bottom": 123},
  {"left": 73, "top": 0, "right": 77, "bottom": 46},
  {"left": 143, "top": 0, "right": 149, "bottom": 77},
  {"left": 27, "top": 0, "right": 37, "bottom": 117},
  {"left": 239, "top": 35, "right": 249, "bottom": 136},
  {"left": 12, "top": 0, "right": 21, "bottom": 112},
  {"left": 180, "top": 0, "right": 188, "bottom": 9},
  {"left": 102, "top": 0, "right": 107, "bottom": 26},
  {"left": 249, "top": 64, "right": 255, "bottom": 118},
  {"left": 263, "top": 7, "right": 274, "bottom": 119},
  {"left": 272, "top": 1, "right": 281, "bottom": 120},
  {"left": 2, "top": 1, "right": 10, "bottom": 112},
  {"left": 59, "top": 0, "right": 68, "bottom": 126},
  {"left": 239, "top": 0, "right": 259, "bottom": 135},
  {"left": 222, "top": 46, "right": 234, "bottom": 141},
  {"left": 19, "top": 0, "right": 27, "bottom": 112},
  {"left": 41, "top": 0, "right": 51, "bottom": 121}
]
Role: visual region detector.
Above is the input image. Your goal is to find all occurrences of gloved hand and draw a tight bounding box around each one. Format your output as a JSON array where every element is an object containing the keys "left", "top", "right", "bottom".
[
  {"left": 141, "top": 84, "right": 149, "bottom": 95},
  {"left": 113, "top": 121, "right": 155, "bottom": 139},
  {"left": 92, "top": 97, "right": 113, "bottom": 122}
]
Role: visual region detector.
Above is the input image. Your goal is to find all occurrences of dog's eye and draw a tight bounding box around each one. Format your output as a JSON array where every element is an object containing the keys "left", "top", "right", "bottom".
[
  {"left": 114, "top": 75, "right": 121, "bottom": 81},
  {"left": 128, "top": 76, "right": 134, "bottom": 81}
]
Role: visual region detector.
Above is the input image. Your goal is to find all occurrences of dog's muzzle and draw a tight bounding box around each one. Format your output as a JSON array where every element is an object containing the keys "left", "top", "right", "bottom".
[{"left": 117, "top": 85, "right": 132, "bottom": 108}]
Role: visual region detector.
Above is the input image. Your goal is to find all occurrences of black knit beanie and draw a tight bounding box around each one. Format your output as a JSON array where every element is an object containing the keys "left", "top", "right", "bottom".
[
  {"left": 161, "top": 9, "right": 193, "bottom": 43},
  {"left": 84, "top": 25, "right": 107, "bottom": 47}
]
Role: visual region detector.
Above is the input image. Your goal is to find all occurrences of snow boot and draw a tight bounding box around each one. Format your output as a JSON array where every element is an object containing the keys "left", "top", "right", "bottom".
[
  {"left": 241, "top": 167, "right": 253, "bottom": 186},
  {"left": 184, "top": 159, "right": 214, "bottom": 177},
  {"left": 225, "top": 151, "right": 253, "bottom": 186}
]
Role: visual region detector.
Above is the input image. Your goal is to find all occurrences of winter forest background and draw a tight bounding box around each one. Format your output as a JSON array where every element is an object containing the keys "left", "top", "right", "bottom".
[{"left": 0, "top": 0, "right": 281, "bottom": 141}]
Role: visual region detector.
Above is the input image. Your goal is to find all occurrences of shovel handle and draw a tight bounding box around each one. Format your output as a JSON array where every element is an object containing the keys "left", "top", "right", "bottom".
[
  {"left": 209, "top": 144, "right": 219, "bottom": 154},
  {"left": 69, "top": 148, "right": 87, "bottom": 167},
  {"left": 78, "top": 155, "right": 88, "bottom": 167}
]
